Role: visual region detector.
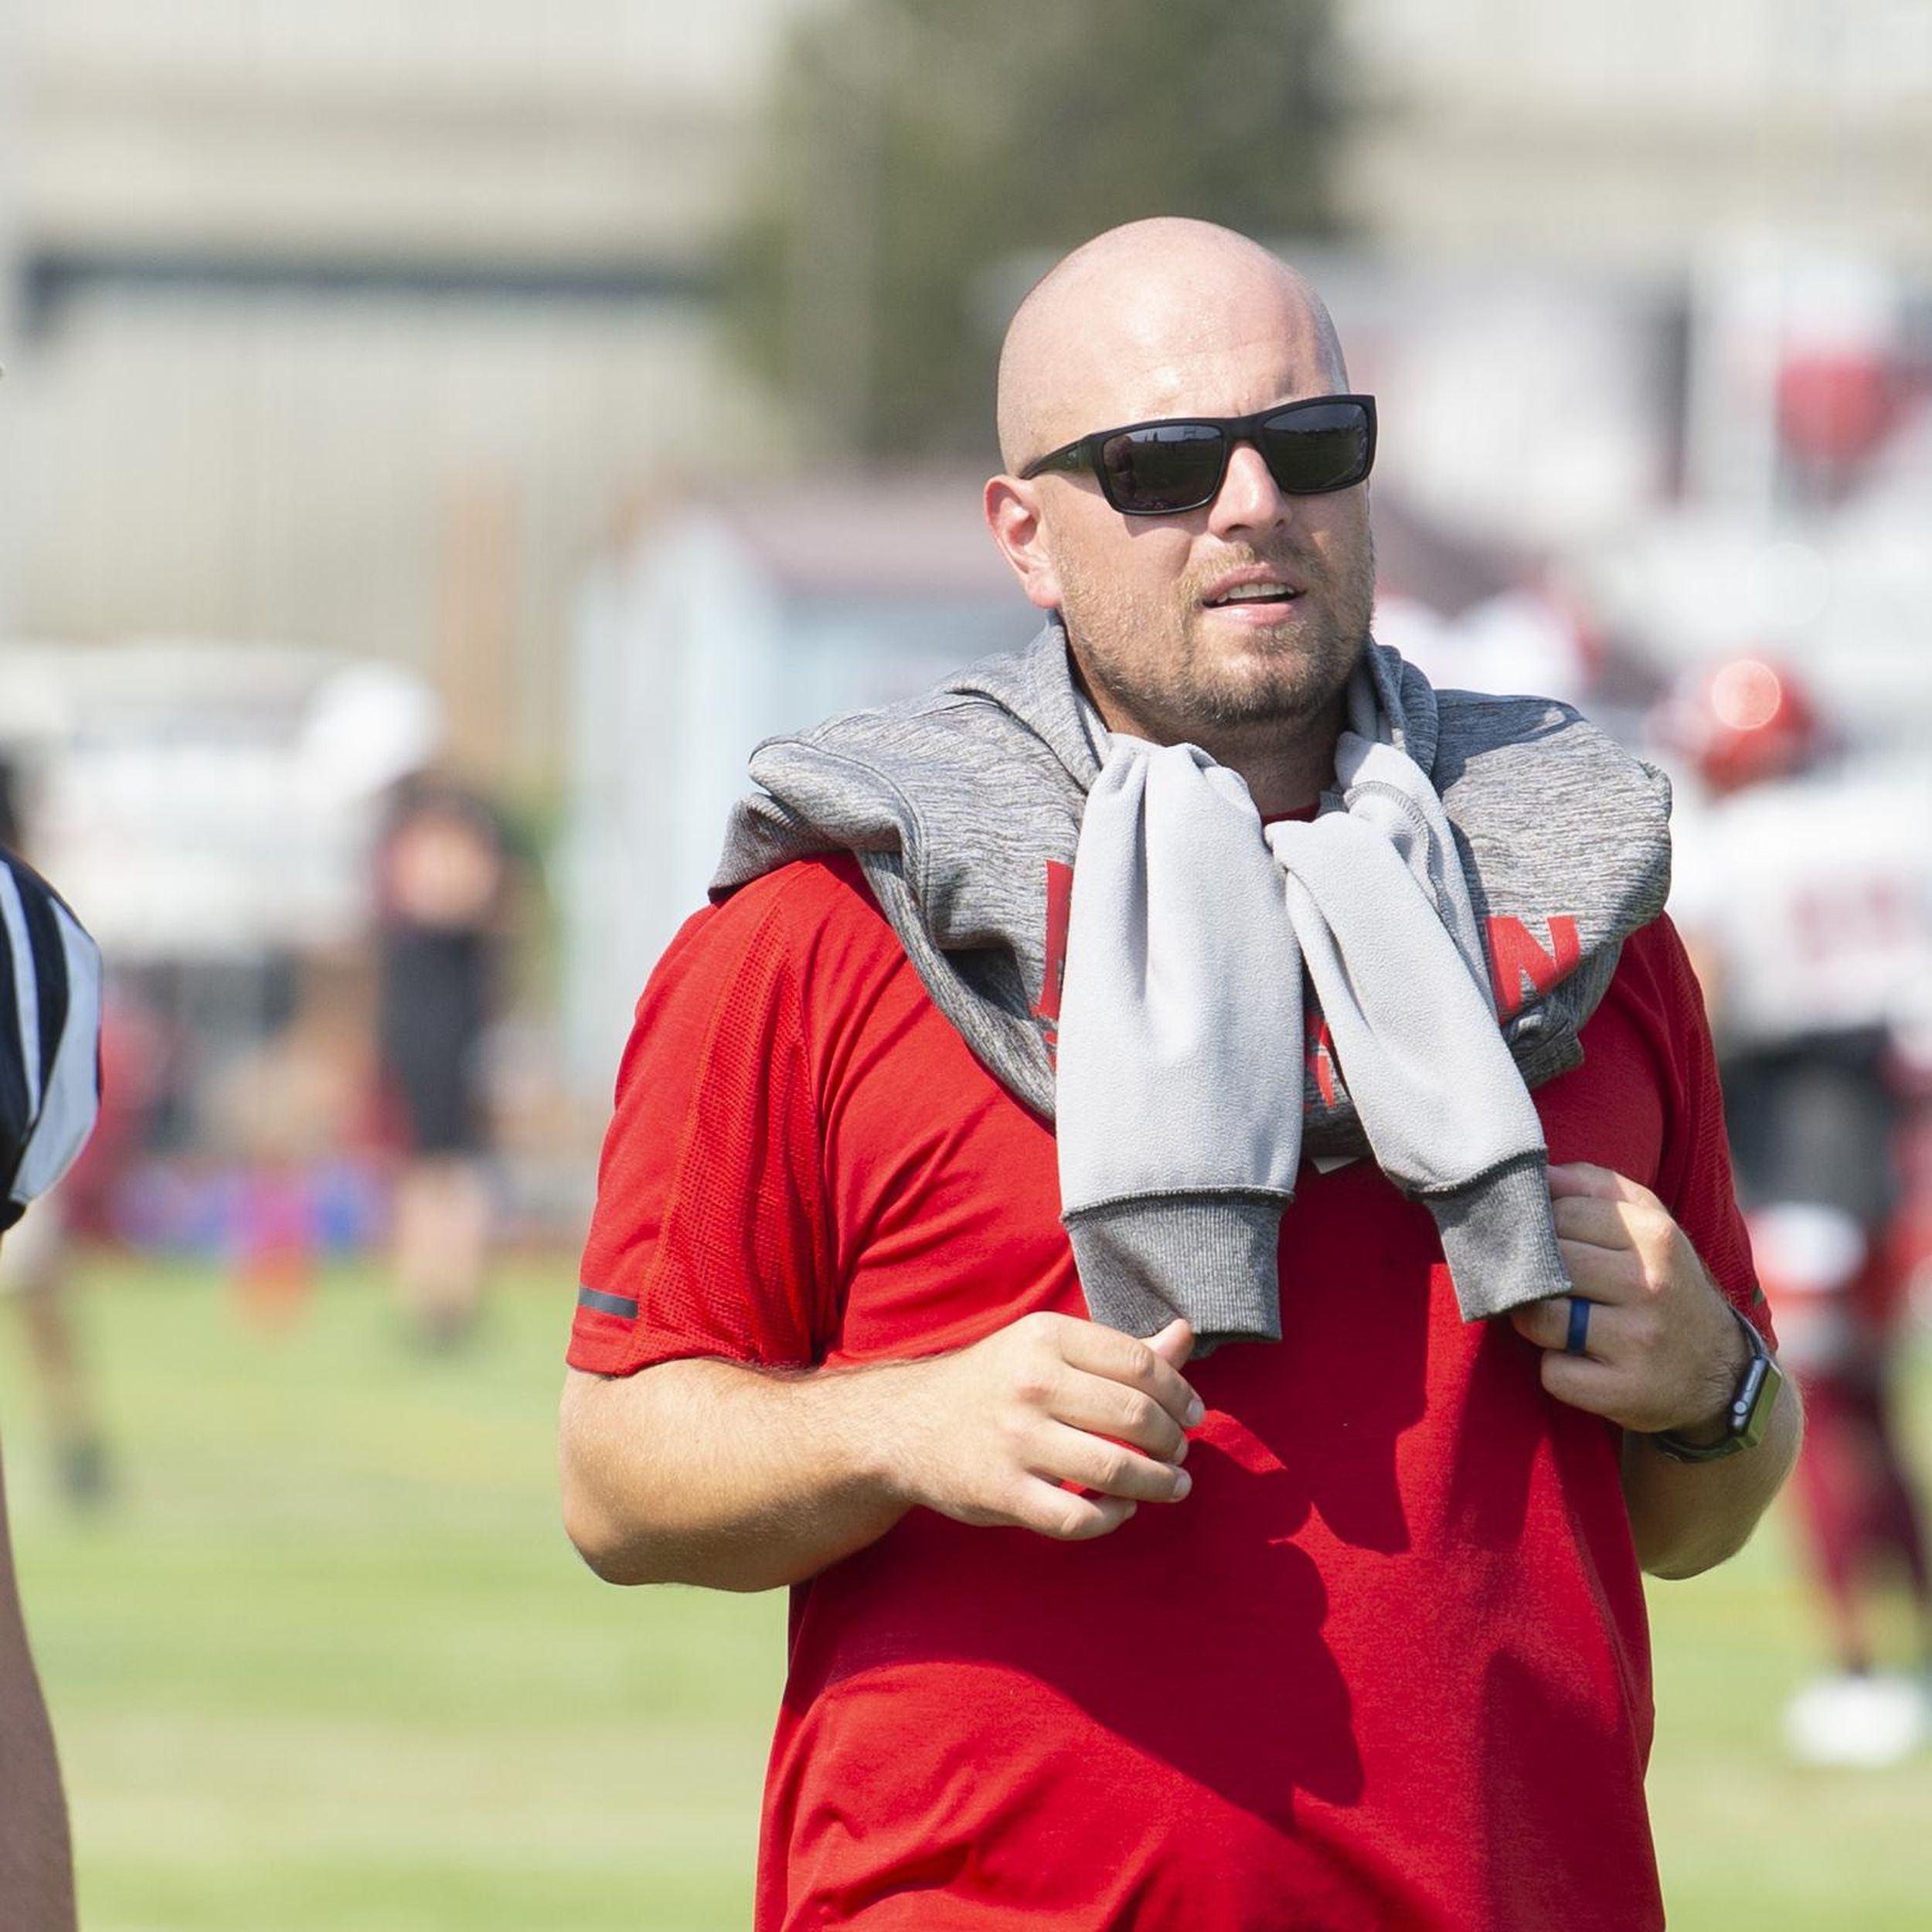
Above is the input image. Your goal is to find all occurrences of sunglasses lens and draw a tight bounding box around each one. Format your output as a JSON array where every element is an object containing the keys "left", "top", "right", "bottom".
[
  {"left": 1258, "top": 401, "right": 1373, "bottom": 495},
  {"left": 1099, "top": 423, "right": 1227, "bottom": 514}
]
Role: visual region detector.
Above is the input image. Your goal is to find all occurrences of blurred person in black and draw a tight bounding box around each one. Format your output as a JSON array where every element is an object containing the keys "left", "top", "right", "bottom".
[
  {"left": 0, "top": 836, "right": 104, "bottom": 1930},
  {"left": 1662, "top": 657, "right": 1932, "bottom": 1764},
  {"left": 374, "top": 777, "right": 512, "bottom": 1349}
]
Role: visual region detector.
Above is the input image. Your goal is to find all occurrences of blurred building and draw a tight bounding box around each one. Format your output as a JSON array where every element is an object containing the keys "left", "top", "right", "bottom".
[
  {"left": 2, "top": 0, "right": 810, "bottom": 783},
  {"left": 1342, "top": 0, "right": 1932, "bottom": 268},
  {"left": 1332, "top": 3, "right": 1932, "bottom": 743},
  {"left": 4, "top": 0, "right": 1931, "bottom": 786}
]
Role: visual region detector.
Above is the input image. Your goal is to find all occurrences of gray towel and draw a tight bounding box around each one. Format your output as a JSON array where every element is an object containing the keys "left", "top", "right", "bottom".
[{"left": 1058, "top": 651, "right": 1566, "bottom": 1345}]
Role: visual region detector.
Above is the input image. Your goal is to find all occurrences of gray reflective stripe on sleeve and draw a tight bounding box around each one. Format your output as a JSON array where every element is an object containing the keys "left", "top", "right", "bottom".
[
  {"left": 13, "top": 901, "right": 102, "bottom": 1203},
  {"left": 0, "top": 865, "right": 42, "bottom": 1118},
  {"left": 577, "top": 1284, "right": 639, "bottom": 1319}
]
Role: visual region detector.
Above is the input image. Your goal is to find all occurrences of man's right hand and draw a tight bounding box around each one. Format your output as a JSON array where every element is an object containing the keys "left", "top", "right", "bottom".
[
  {"left": 562, "top": 1312, "right": 1202, "bottom": 1591},
  {"left": 873, "top": 1312, "right": 1201, "bottom": 1541}
]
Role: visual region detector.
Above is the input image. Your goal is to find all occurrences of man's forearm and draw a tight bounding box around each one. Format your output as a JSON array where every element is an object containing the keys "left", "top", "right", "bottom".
[
  {"left": 560, "top": 1359, "right": 915, "bottom": 1592},
  {"left": 1619, "top": 1373, "right": 1803, "bottom": 1580},
  {"left": 0, "top": 1448, "right": 77, "bottom": 1932},
  {"left": 0, "top": 1638, "right": 77, "bottom": 1932},
  {"left": 559, "top": 1313, "right": 1201, "bottom": 1591}
]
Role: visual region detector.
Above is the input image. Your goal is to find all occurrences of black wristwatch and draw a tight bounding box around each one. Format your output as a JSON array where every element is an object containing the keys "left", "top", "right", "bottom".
[{"left": 1649, "top": 1305, "right": 1785, "bottom": 1463}]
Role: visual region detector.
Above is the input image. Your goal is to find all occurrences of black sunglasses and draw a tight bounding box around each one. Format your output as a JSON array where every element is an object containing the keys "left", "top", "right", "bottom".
[{"left": 1019, "top": 393, "right": 1376, "bottom": 517}]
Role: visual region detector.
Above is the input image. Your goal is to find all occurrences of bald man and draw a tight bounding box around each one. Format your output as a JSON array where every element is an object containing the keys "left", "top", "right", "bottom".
[{"left": 561, "top": 220, "right": 1798, "bottom": 1932}]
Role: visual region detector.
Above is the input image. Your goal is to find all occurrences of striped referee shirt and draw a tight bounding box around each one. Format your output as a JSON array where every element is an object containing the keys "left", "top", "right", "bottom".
[{"left": 0, "top": 852, "right": 101, "bottom": 1228}]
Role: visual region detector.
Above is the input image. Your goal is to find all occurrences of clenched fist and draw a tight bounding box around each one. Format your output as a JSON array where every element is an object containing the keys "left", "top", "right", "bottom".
[
  {"left": 1509, "top": 1162, "right": 1750, "bottom": 1439},
  {"left": 878, "top": 1311, "right": 1203, "bottom": 1541}
]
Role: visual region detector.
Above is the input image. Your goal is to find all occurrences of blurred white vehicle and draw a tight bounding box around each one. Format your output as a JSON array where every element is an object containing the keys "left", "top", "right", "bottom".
[{"left": 0, "top": 639, "right": 440, "bottom": 960}]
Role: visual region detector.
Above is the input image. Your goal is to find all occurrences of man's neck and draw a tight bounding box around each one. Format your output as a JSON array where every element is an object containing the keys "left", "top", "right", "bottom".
[{"left": 1210, "top": 715, "right": 1341, "bottom": 818}]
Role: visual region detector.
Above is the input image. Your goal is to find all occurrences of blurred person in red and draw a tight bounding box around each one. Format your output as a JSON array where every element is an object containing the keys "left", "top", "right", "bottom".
[
  {"left": 1662, "top": 655, "right": 1932, "bottom": 1764},
  {"left": 561, "top": 222, "right": 1798, "bottom": 1932},
  {"left": 0, "top": 840, "right": 105, "bottom": 1930},
  {"left": 374, "top": 777, "right": 513, "bottom": 1349}
]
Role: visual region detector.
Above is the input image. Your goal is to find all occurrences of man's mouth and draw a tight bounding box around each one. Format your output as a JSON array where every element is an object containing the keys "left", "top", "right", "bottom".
[{"left": 1202, "top": 574, "right": 1304, "bottom": 610}]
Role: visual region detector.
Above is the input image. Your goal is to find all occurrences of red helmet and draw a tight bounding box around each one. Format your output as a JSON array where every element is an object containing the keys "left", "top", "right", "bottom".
[{"left": 1655, "top": 656, "right": 1823, "bottom": 794}]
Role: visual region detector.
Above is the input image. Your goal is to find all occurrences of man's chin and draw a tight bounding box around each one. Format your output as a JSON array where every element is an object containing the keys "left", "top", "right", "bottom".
[
  {"left": 1184, "top": 645, "right": 1362, "bottom": 733},
  {"left": 1188, "top": 685, "right": 1339, "bottom": 735}
]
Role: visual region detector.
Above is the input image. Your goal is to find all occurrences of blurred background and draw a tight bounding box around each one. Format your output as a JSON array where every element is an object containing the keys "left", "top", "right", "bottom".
[{"left": 0, "top": 2, "right": 1929, "bottom": 1926}]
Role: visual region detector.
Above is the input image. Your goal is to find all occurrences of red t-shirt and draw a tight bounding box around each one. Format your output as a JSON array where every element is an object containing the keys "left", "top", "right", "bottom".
[{"left": 571, "top": 855, "right": 1767, "bottom": 1932}]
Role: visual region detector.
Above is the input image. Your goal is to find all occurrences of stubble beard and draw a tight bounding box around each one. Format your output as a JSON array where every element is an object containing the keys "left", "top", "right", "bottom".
[{"left": 1058, "top": 534, "right": 1377, "bottom": 752}]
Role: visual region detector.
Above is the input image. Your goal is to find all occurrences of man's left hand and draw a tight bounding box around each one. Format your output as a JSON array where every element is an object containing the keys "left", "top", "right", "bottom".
[{"left": 1508, "top": 1162, "right": 1747, "bottom": 1438}]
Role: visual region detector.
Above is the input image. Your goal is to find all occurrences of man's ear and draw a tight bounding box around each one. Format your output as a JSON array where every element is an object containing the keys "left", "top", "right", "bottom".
[{"left": 984, "top": 476, "right": 1063, "bottom": 613}]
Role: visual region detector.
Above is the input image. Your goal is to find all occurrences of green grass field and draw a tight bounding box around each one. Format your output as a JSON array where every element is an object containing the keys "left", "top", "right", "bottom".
[{"left": 2, "top": 1256, "right": 1929, "bottom": 1931}]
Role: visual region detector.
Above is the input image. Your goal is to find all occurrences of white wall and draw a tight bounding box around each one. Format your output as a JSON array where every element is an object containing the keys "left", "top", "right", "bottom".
[{"left": 561, "top": 511, "right": 1030, "bottom": 1097}]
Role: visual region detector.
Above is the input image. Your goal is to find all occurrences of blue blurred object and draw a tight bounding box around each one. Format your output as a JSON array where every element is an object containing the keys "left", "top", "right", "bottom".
[{"left": 113, "top": 1157, "right": 386, "bottom": 1261}]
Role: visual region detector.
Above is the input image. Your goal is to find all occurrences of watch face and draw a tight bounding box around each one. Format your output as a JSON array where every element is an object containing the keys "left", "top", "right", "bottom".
[
  {"left": 1648, "top": 1310, "right": 1784, "bottom": 1462},
  {"left": 1736, "top": 1352, "right": 1784, "bottom": 1452}
]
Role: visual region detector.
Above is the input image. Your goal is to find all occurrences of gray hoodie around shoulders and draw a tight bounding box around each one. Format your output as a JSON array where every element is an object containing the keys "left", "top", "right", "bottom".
[{"left": 713, "top": 621, "right": 1672, "bottom": 1345}]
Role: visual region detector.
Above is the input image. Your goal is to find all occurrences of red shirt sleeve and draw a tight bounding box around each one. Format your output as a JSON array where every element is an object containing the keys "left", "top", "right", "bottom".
[
  {"left": 569, "top": 866, "right": 838, "bottom": 1376},
  {"left": 1625, "top": 913, "right": 1774, "bottom": 1348}
]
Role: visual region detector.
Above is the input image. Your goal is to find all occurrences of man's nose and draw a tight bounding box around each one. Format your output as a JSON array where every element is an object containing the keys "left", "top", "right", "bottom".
[{"left": 1205, "top": 440, "right": 1289, "bottom": 536}]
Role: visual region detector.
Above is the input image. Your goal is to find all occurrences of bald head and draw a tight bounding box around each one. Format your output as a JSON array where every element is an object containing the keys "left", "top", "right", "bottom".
[{"left": 995, "top": 219, "right": 1348, "bottom": 474}]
